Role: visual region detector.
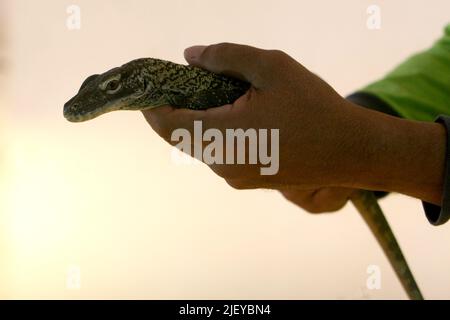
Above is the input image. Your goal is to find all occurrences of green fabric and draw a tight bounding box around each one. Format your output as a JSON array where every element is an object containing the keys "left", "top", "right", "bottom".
[{"left": 359, "top": 24, "right": 450, "bottom": 122}]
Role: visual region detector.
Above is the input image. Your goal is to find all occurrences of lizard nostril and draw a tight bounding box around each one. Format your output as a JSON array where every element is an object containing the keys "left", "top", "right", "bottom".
[{"left": 63, "top": 100, "right": 79, "bottom": 117}]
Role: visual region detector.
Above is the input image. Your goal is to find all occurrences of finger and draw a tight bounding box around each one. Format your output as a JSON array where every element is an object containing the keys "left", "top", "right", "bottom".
[
  {"left": 184, "top": 43, "right": 269, "bottom": 87},
  {"left": 141, "top": 91, "right": 251, "bottom": 143},
  {"left": 142, "top": 104, "right": 233, "bottom": 142},
  {"left": 281, "top": 187, "right": 355, "bottom": 213},
  {"left": 141, "top": 105, "right": 174, "bottom": 138},
  {"left": 312, "top": 187, "right": 356, "bottom": 212},
  {"left": 281, "top": 189, "right": 316, "bottom": 205}
]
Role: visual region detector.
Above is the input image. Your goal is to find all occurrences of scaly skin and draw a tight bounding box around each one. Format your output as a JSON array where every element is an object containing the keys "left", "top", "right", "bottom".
[
  {"left": 64, "top": 57, "right": 423, "bottom": 299},
  {"left": 64, "top": 58, "right": 250, "bottom": 122}
]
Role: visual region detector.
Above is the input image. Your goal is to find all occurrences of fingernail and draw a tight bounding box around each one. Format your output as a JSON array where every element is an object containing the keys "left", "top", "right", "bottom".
[{"left": 184, "top": 45, "right": 207, "bottom": 62}]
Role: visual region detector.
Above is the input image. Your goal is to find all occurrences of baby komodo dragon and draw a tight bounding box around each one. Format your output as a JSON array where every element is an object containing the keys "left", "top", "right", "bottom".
[{"left": 64, "top": 57, "right": 423, "bottom": 300}]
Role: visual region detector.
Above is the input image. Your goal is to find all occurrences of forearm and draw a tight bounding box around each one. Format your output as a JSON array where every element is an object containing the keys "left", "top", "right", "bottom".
[{"left": 341, "top": 101, "right": 445, "bottom": 206}]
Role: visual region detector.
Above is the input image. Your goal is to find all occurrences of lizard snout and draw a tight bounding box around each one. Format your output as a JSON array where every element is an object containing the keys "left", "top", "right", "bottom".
[{"left": 63, "top": 97, "right": 81, "bottom": 121}]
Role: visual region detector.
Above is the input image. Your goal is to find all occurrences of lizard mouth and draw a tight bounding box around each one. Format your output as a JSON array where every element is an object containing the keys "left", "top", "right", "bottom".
[
  {"left": 63, "top": 99, "right": 96, "bottom": 122},
  {"left": 63, "top": 98, "right": 129, "bottom": 122},
  {"left": 64, "top": 109, "right": 103, "bottom": 122}
]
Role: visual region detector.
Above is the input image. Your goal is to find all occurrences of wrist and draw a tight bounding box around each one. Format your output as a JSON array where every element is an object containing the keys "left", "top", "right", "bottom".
[{"left": 339, "top": 102, "right": 445, "bottom": 205}]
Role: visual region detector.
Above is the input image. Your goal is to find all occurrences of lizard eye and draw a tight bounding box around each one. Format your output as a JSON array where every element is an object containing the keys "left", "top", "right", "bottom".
[{"left": 105, "top": 79, "right": 121, "bottom": 94}]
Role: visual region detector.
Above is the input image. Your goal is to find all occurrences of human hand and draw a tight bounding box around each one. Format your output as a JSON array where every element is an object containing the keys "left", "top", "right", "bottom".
[
  {"left": 142, "top": 42, "right": 365, "bottom": 191},
  {"left": 142, "top": 42, "right": 445, "bottom": 207}
]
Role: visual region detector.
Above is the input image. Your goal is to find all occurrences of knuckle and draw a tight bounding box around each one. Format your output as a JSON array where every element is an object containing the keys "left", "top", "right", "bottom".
[
  {"left": 303, "top": 202, "right": 341, "bottom": 214},
  {"left": 204, "top": 42, "right": 232, "bottom": 59},
  {"left": 214, "top": 42, "right": 233, "bottom": 50},
  {"left": 282, "top": 193, "right": 326, "bottom": 214},
  {"left": 304, "top": 205, "right": 327, "bottom": 214},
  {"left": 211, "top": 165, "right": 227, "bottom": 178},
  {"left": 265, "top": 49, "right": 289, "bottom": 63},
  {"left": 292, "top": 199, "right": 325, "bottom": 213},
  {"left": 225, "top": 179, "right": 248, "bottom": 190},
  {"left": 163, "top": 123, "right": 182, "bottom": 141},
  {"left": 297, "top": 201, "right": 316, "bottom": 212},
  {"left": 211, "top": 163, "right": 240, "bottom": 179},
  {"left": 151, "top": 120, "right": 171, "bottom": 141},
  {"left": 259, "top": 49, "right": 292, "bottom": 79}
]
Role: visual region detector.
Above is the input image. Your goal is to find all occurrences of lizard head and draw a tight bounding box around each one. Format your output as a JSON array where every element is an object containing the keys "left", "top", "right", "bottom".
[{"left": 64, "top": 59, "right": 156, "bottom": 122}]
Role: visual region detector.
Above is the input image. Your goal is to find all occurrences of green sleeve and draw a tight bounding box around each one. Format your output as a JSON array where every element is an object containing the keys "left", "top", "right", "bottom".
[{"left": 357, "top": 24, "right": 450, "bottom": 122}]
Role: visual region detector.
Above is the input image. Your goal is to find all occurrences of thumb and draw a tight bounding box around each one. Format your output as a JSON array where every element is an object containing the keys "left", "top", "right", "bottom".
[{"left": 184, "top": 42, "right": 268, "bottom": 87}]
